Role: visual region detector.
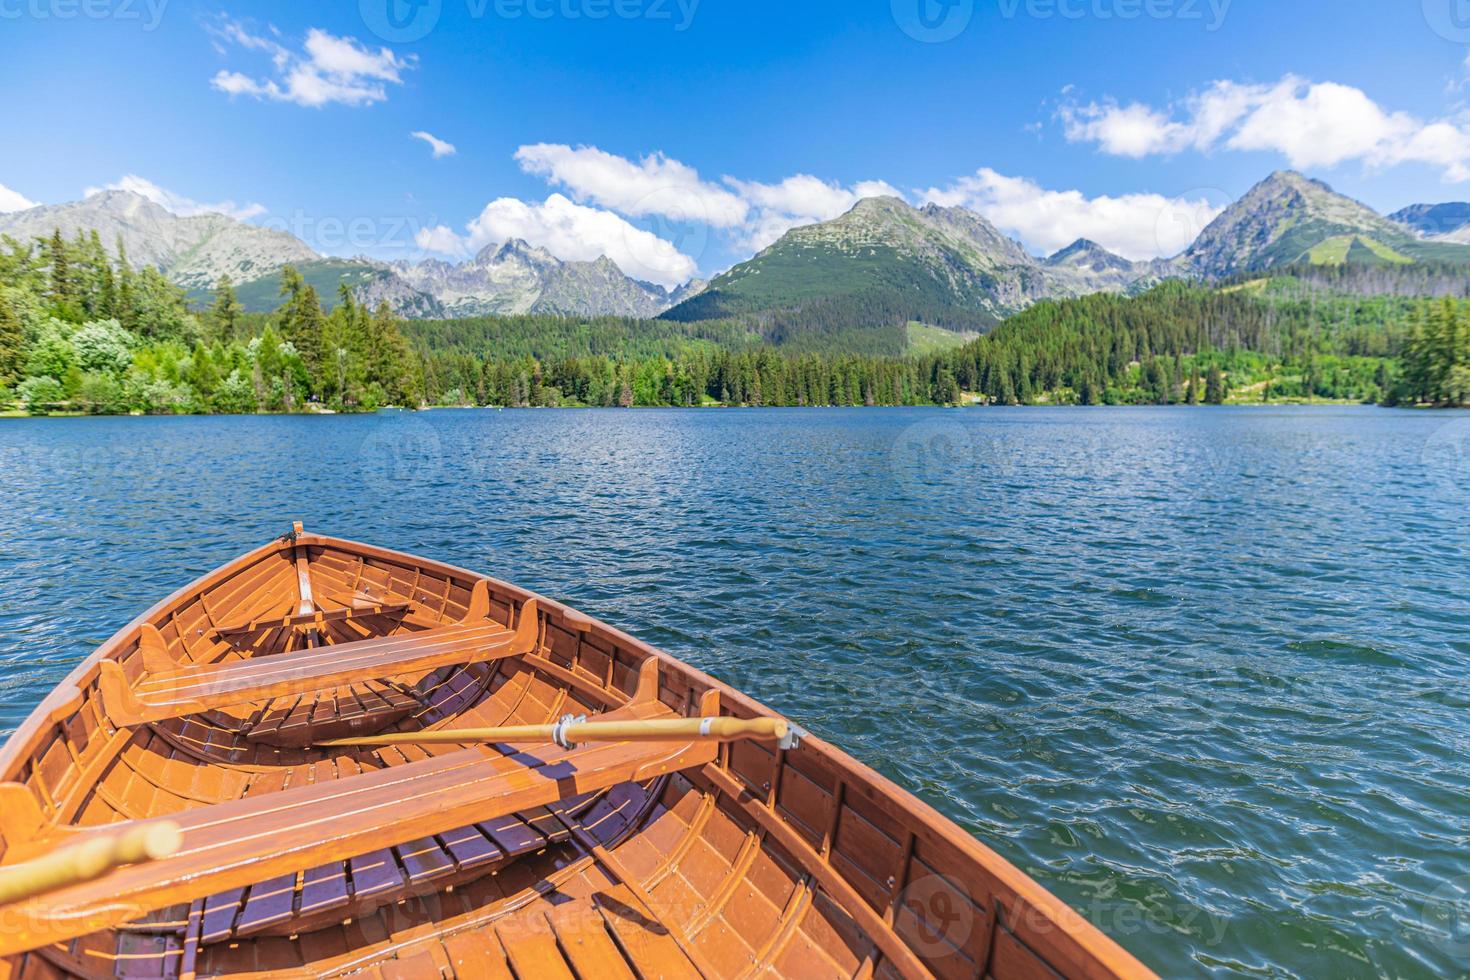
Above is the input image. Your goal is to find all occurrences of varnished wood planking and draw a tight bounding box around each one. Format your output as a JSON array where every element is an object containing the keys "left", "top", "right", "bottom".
[{"left": 0, "top": 532, "right": 1155, "bottom": 980}]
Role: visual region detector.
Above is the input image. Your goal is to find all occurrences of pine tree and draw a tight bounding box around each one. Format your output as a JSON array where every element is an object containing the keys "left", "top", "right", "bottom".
[
  {"left": 98, "top": 260, "right": 117, "bottom": 321},
  {"left": 369, "top": 301, "right": 412, "bottom": 404},
  {"left": 114, "top": 235, "right": 136, "bottom": 331},
  {"left": 276, "top": 266, "right": 325, "bottom": 389},
  {"left": 0, "top": 291, "right": 24, "bottom": 387},
  {"left": 48, "top": 229, "right": 74, "bottom": 316},
  {"left": 210, "top": 275, "right": 242, "bottom": 340},
  {"left": 1204, "top": 363, "right": 1226, "bottom": 405}
]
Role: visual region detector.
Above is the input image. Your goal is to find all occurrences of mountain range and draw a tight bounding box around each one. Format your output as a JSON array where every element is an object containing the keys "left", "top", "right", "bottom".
[
  {"left": 666, "top": 170, "right": 1470, "bottom": 324},
  {"left": 663, "top": 195, "right": 1171, "bottom": 325},
  {"left": 2, "top": 171, "right": 1469, "bottom": 328},
  {"left": 0, "top": 190, "right": 696, "bottom": 320},
  {"left": 362, "top": 240, "right": 705, "bottom": 319}
]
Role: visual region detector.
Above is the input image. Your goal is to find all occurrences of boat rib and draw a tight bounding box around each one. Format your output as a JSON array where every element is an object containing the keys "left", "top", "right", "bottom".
[{"left": 0, "top": 526, "right": 1156, "bottom": 979}]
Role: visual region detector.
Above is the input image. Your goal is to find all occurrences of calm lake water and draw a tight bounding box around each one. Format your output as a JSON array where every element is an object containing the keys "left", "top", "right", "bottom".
[{"left": 1, "top": 406, "right": 1468, "bottom": 976}]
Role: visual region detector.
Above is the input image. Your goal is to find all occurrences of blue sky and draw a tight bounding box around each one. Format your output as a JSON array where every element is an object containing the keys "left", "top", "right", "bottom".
[{"left": 3, "top": 0, "right": 1470, "bottom": 286}]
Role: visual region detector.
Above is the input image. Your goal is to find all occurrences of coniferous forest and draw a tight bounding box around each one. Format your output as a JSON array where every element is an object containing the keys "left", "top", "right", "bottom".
[{"left": 3, "top": 230, "right": 1468, "bottom": 415}]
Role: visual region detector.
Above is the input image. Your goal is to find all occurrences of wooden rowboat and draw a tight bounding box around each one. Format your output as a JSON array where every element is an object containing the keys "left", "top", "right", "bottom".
[{"left": 0, "top": 526, "right": 1154, "bottom": 979}]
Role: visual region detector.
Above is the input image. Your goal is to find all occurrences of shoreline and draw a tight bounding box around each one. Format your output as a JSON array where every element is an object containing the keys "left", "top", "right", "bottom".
[{"left": 4, "top": 401, "right": 1454, "bottom": 420}]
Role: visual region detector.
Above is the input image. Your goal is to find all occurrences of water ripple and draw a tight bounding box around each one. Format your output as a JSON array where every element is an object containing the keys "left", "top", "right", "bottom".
[{"left": 0, "top": 406, "right": 1467, "bottom": 977}]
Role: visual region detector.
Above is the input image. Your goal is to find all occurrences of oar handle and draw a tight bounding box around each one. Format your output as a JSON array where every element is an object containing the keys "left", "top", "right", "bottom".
[
  {"left": 0, "top": 822, "right": 183, "bottom": 906},
  {"left": 568, "top": 716, "right": 788, "bottom": 744},
  {"left": 318, "top": 715, "right": 790, "bottom": 748}
]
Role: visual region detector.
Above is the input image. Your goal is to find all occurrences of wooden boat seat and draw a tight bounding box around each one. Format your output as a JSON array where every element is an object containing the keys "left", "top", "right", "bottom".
[
  {"left": 241, "top": 680, "right": 423, "bottom": 748},
  {"left": 0, "top": 661, "right": 720, "bottom": 954},
  {"left": 214, "top": 601, "right": 413, "bottom": 642},
  {"left": 96, "top": 598, "right": 541, "bottom": 727},
  {"left": 195, "top": 796, "right": 597, "bottom": 943}
]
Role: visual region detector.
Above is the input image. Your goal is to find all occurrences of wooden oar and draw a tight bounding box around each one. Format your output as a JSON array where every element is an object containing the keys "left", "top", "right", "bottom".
[
  {"left": 317, "top": 715, "right": 790, "bottom": 749},
  {"left": 0, "top": 822, "right": 183, "bottom": 906}
]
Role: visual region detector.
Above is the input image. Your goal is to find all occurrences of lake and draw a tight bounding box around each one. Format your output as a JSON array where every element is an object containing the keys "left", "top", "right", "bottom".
[{"left": 1, "top": 406, "right": 1467, "bottom": 977}]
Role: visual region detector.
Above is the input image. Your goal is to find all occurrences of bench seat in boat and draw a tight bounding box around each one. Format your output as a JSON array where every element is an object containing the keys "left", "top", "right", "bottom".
[
  {"left": 213, "top": 601, "right": 414, "bottom": 643},
  {"left": 97, "top": 597, "right": 540, "bottom": 726},
  {"left": 0, "top": 662, "right": 718, "bottom": 956}
]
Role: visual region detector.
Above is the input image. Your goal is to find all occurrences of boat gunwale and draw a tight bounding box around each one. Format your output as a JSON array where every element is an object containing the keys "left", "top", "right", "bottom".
[{"left": 0, "top": 530, "right": 1156, "bottom": 979}]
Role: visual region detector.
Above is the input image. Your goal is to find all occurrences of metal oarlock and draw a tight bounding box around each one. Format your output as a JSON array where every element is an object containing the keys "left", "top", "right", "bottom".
[{"left": 551, "top": 714, "right": 589, "bottom": 749}]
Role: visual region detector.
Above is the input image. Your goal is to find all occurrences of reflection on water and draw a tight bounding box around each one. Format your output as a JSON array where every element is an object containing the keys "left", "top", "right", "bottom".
[{"left": 1, "top": 406, "right": 1468, "bottom": 977}]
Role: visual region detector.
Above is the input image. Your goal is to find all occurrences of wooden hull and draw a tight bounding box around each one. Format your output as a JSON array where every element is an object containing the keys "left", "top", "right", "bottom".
[{"left": 0, "top": 530, "right": 1154, "bottom": 979}]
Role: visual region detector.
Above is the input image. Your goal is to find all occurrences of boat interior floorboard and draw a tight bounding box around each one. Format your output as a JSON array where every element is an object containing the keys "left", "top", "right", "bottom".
[{"left": 0, "top": 530, "right": 1155, "bottom": 980}]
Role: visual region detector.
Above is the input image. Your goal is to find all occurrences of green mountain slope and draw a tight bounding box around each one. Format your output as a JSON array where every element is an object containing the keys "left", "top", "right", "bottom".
[
  {"left": 198, "top": 260, "right": 403, "bottom": 314},
  {"left": 663, "top": 197, "right": 1051, "bottom": 332},
  {"left": 1184, "top": 172, "right": 1470, "bottom": 276}
]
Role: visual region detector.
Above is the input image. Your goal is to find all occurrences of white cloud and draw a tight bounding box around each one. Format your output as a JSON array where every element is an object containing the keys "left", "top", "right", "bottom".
[
  {"left": 83, "top": 174, "right": 266, "bottom": 221},
  {"left": 414, "top": 224, "right": 468, "bottom": 256},
  {"left": 724, "top": 174, "right": 905, "bottom": 250},
  {"left": 411, "top": 131, "right": 457, "bottom": 158},
  {"left": 0, "top": 182, "right": 38, "bottom": 214},
  {"left": 1062, "top": 76, "right": 1470, "bottom": 182},
  {"left": 209, "top": 20, "right": 412, "bottom": 108},
  {"left": 515, "top": 144, "right": 749, "bottom": 228},
  {"left": 417, "top": 193, "right": 698, "bottom": 289},
  {"left": 511, "top": 143, "right": 905, "bottom": 258},
  {"left": 922, "top": 169, "right": 1224, "bottom": 260}
]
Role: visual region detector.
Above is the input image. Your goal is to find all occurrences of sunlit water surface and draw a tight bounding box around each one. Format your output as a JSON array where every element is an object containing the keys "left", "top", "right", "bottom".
[{"left": 1, "top": 407, "right": 1468, "bottom": 977}]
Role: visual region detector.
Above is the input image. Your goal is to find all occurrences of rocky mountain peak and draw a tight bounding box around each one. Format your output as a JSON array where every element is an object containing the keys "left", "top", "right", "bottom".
[
  {"left": 1390, "top": 202, "right": 1470, "bottom": 239},
  {"left": 0, "top": 189, "right": 316, "bottom": 291},
  {"left": 1182, "top": 169, "right": 1406, "bottom": 277},
  {"left": 1046, "top": 239, "right": 1137, "bottom": 275}
]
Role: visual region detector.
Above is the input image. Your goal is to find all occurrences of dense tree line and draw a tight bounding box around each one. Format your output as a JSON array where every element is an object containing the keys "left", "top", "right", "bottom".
[
  {"left": 0, "top": 232, "right": 1445, "bottom": 414},
  {"left": 1257, "top": 261, "right": 1470, "bottom": 300},
  {"left": 416, "top": 348, "right": 942, "bottom": 408},
  {"left": 935, "top": 281, "right": 1403, "bottom": 406},
  {"left": 1390, "top": 297, "right": 1470, "bottom": 406},
  {"left": 402, "top": 313, "right": 758, "bottom": 361},
  {"left": 0, "top": 231, "right": 415, "bottom": 414}
]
